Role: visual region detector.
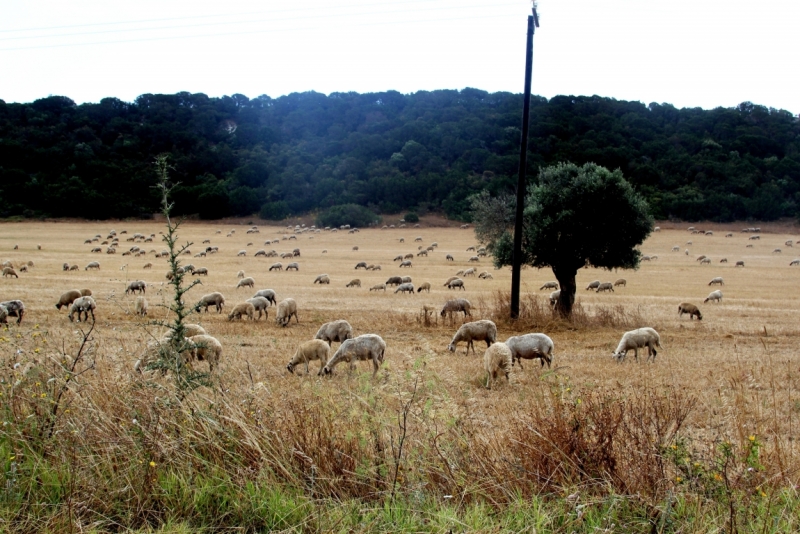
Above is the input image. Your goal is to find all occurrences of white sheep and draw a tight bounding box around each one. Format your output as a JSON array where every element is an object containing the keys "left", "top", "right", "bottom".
[
  {"left": 68, "top": 296, "right": 96, "bottom": 322},
  {"left": 369, "top": 283, "right": 386, "bottom": 291},
  {"left": 237, "top": 277, "right": 255, "bottom": 289},
  {"left": 314, "top": 319, "right": 354, "bottom": 346},
  {"left": 135, "top": 296, "right": 148, "bottom": 316},
  {"left": 252, "top": 289, "right": 277, "bottom": 306},
  {"left": 196, "top": 292, "right": 226, "bottom": 313},
  {"left": 269, "top": 262, "right": 283, "bottom": 271},
  {"left": 585, "top": 280, "right": 600, "bottom": 291},
  {"left": 704, "top": 290, "right": 723, "bottom": 303},
  {"left": 276, "top": 298, "right": 299, "bottom": 327},
  {"left": 399, "top": 260, "right": 412, "bottom": 268},
  {"left": 596, "top": 282, "right": 614, "bottom": 293},
  {"left": 85, "top": 261, "right": 100, "bottom": 270},
  {"left": 0, "top": 304, "right": 7, "bottom": 324},
  {"left": 416, "top": 282, "right": 431, "bottom": 293},
  {"left": 447, "top": 320, "right": 497, "bottom": 355},
  {"left": 186, "top": 334, "right": 223, "bottom": 372},
  {"left": 237, "top": 270, "right": 245, "bottom": 278},
  {"left": 447, "top": 278, "right": 465, "bottom": 290},
  {"left": 505, "top": 333, "right": 554, "bottom": 369},
  {"left": 395, "top": 282, "right": 415, "bottom": 294},
  {"left": 228, "top": 302, "right": 256, "bottom": 321},
  {"left": 125, "top": 280, "right": 146, "bottom": 294},
  {"left": 314, "top": 274, "right": 331, "bottom": 284},
  {"left": 539, "top": 281, "right": 558, "bottom": 291},
  {"left": 708, "top": 277, "right": 724, "bottom": 286},
  {"left": 287, "top": 339, "right": 331, "bottom": 374},
  {"left": 319, "top": 334, "right": 387, "bottom": 377},
  {"left": 440, "top": 298, "right": 472, "bottom": 318},
  {"left": 0, "top": 300, "right": 24, "bottom": 324},
  {"left": 484, "top": 342, "right": 513, "bottom": 389},
  {"left": 614, "top": 279, "right": 627, "bottom": 287},
  {"left": 246, "top": 297, "right": 270, "bottom": 319},
  {"left": 549, "top": 290, "right": 560, "bottom": 307},
  {"left": 612, "top": 327, "right": 663, "bottom": 363}
]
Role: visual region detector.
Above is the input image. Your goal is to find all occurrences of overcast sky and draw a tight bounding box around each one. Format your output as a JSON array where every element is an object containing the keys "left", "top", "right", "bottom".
[{"left": 2, "top": 0, "right": 798, "bottom": 113}]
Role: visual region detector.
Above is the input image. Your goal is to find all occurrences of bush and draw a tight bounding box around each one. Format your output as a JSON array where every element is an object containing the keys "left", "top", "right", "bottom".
[
  {"left": 260, "top": 201, "right": 290, "bottom": 221},
  {"left": 316, "top": 204, "right": 381, "bottom": 228},
  {"left": 403, "top": 212, "right": 419, "bottom": 223}
]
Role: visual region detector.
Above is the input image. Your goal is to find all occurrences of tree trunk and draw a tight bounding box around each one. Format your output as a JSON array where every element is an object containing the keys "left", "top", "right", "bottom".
[{"left": 553, "top": 264, "right": 578, "bottom": 318}]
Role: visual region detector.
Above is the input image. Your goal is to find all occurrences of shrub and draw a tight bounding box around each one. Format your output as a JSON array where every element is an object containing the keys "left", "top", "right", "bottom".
[
  {"left": 316, "top": 204, "right": 381, "bottom": 228},
  {"left": 403, "top": 212, "right": 419, "bottom": 223},
  {"left": 260, "top": 201, "right": 290, "bottom": 221}
]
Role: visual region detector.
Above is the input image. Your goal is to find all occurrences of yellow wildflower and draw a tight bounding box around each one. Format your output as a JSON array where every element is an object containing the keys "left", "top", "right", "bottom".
[{"left": 149, "top": 461, "right": 156, "bottom": 468}]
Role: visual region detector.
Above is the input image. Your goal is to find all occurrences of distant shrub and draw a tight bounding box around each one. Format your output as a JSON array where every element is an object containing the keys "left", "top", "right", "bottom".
[
  {"left": 403, "top": 212, "right": 419, "bottom": 223},
  {"left": 316, "top": 204, "right": 381, "bottom": 228},
  {"left": 260, "top": 201, "right": 290, "bottom": 221}
]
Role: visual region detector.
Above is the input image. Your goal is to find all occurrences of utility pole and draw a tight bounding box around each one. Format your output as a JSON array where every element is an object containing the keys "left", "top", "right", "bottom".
[{"left": 510, "top": 4, "right": 539, "bottom": 319}]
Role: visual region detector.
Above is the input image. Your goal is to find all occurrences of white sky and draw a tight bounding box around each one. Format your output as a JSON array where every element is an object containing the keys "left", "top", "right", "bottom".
[{"left": 1, "top": 0, "right": 798, "bottom": 113}]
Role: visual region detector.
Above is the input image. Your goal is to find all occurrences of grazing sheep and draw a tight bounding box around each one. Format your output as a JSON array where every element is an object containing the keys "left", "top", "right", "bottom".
[
  {"left": 370, "top": 283, "right": 386, "bottom": 291},
  {"left": 196, "top": 292, "right": 226, "bottom": 313},
  {"left": 785, "top": 240, "right": 793, "bottom": 247},
  {"left": 135, "top": 297, "right": 148, "bottom": 316},
  {"left": 400, "top": 276, "right": 412, "bottom": 284},
  {"left": 246, "top": 297, "right": 270, "bottom": 319},
  {"left": 355, "top": 261, "right": 368, "bottom": 270},
  {"left": 236, "top": 277, "right": 255, "bottom": 289},
  {"left": 549, "top": 290, "right": 561, "bottom": 307},
  {"left": 252, "top": 289, "right": 277, "bottom": 306},
  {"left": 478, "top": 271, "right": 494, "bottom": 279},
  {"left": 404, "top": 253, "right": 414, "bottom": 260},
  {"left": 352, "top": 246, "right": 359, "bottom": 251},
  {"left": 143, "top": 262, "right": 153, "bottom": 269},
  {"left": 417, "top": 250, "right": 428, "bottom": 257},
  {"left": 614, "top": 279, "right": 627, "bottom": 287},
  {"left": 704, "top": 290, "right": 723, "bottom": 304},
  {"left": 287, "top": 339, "right": 331, "bottom": 374},
  {"left": 237, "top": 270, "right": 245, "bottom": 278},
  {"left": 314, "top": 274, "right": 331, "bottom": 284},
  {"left": 68, "top": 296, "right": 96, "bottom": 323},
  {"left": 585, "top": 280, "right": 601, "bottom": 291},
  {"left": 735, "top": 261, "right": 745, "bottom": 267},
  {"left": 125, "top": 280, "right": 147, "bottom": 295},
  {"left": 446, "top": 254, "right": 454, "bottom": 261},
  {"left": 596, "top": 282, "right": 614, "bottom": 293},
  {"left": 286, "top": 262, "right": 299, "bottom": 271},
  {"left": 55, "top": 289, "right": 82, "bottom": 310},
  {"left": 749, "top": 235, "right": 760, "bottom": 240},
  {"left": 462, "top": 268, "right": 476, "bottom": 277},
  {"left": 319, "top": 334, "right": 386, "bottom": 377},
  {"left": 773, "top": 248, "right": 782, "bottom": 254},
  {"left": 0, "top": 300, "right": 24, "bottom": 324},
  {"left": 395, "top": 282, "right": 415, "bottom": 294},
  {"left": 672, "top": 246, "right": 680, "bottom": 252},
  {"left": 505, "top": 333, "right": 554, "bottom": 369},
  {"left": 385, "top": 276, "right": 403, "bottom": 287},
  {"left": 80, "top": 289, "right": 92, "bottom": 297},
  {"left": 237, "top": 250, "right": 247, "bottom": 257},
  {"left": 539, "top": 281, "right": 558, "bottom": 291},
  {"left": 447, "top": 320, "right": 497, "bottom": 355},
  {"left": 194, "top": 267, "right": 208, "bottom": 276},
  {"left": 62, "top": 262, "right": 70, "bottom": 271},
  {"left": 440, "top": 298, "right": 472, "bottom": 318},
  {"left": 0, "top": 304, "right": 6, "bottom": 324},
  {"left": 91, "top": 247, "right": 102, "bottom": 253},
  {"left": 228, "top": 302, "right": 256, "bottom": 321},
  {"left": 399, "top": 260, "right": 412, "bottom": 268},
  {"left": 700, "top": 257, "right": 711, "bottom": 265},
  {"left": 393, "top": 255, "right": 403, "bottom": 262},
  {"left": 368, "top": 264, "right": 382, "bottom": 270},
  {"left": 468, "top": 256, "right": 479, "bottom": 262},
  {"left": 275, "top": 298, "right": 299, "bottom": 327},
  {"left": 344, "top": 278, "right": 362, "bottom": 289},
  {"left": 269, "top": 262, "right": 283, "bottom": 271},
  {"left": 790, "top": 259, "right": 800, "bottom": 266},
  {"left": 186, "top": 335, "right": 223, "bottom": 372},
  {"left": 2, "top": 267, "right": 18, "bottom": 278},
  {"left": 708, "top": 277, "right": 724, "bottom": 286},
  {"left": 696, "top": 255, "right": 707, "bottom": 262},
  {"left": 85, "top": 261, "right": 100, "bottom": 270},
  {"left": 315, "top": 319, "right": 354, "bottom": 346},
  {"left": 417, "top": 281, "right": 431, "bottom": 293},
  {"left": 447, "top": 278, "right": 465, "bottom": 290},
  {"left": 678, "top": 302, "right": 702, "bottom": 320},
  {"left": 612, "top": 327, "right": 663, "bottom": 363},
  {"left": 484, "top": 342, "right": 513, "bottom": 389},
  {"left": 719, "top": 258, "right": 728, "bottom": 263}
]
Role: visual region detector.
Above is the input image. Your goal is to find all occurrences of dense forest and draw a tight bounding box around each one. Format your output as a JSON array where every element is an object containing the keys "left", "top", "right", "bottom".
[{"left": 0, "top": 89, "right": 798, "bottom": 222}]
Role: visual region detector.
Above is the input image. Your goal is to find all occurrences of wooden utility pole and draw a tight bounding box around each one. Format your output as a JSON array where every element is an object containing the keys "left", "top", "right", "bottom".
[{"left": 510, "top": 6, "right": 539, "bottom": 319}]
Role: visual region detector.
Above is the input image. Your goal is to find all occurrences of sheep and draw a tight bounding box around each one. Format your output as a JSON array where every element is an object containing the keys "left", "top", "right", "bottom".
[
  {"left": 228, "top": 302, "right": 256, "bottom": 321},
  {"left": 237, "top": 270, "right": 245, "bottom": 278},
  {"left": 786, "top": 240, "right": 793, "bottom": 247},
  {"left": 416, "top": 282, "right": 431, "bottom": 293},
  {"left": 194, "top": 267, "right": 209, "bottom": 276},
  {"left": 704, "top": 290, "right": 723, "bottom": 304},
  {"left": 91, "top": 247, "right": 102, "bottom": 253},
  {"left": 2, "top": 267, "right": 18, "bottom": 278},
  {"left": 125, "top": 280, "right": 147, "bottom": 295},
  {"left": 399, "top": 260, "right": 412, "bottom": 268},
  {"left": 735, "top": 261, "right": 745, "bottom": 267},
  {"left": 186, "top": 335, "right": 223, "bottom": 372},
  {"left": 478, "top": 271, "right": 494, "bottom": 280},
  {"left": 55, "top": 289, "right": 82, "bottom": 310},
  {"left": 505, "top": 333, "right": 554, "bottom": 369},
  {"left": 549, "top": 290, "right": 561, "bottom": 307},
  {"left": 678, "top": 302, "right": 702, "bottom": 320},
  {"left": 400, "top": 276, "right": 412, "bottom": 284},
  {"left": 196, "top": 292, "right": 226, "bottom": 313},
  {"left": 395, "top": 282, "right": 415, "bottom": 294},
  {"left": 352, "top": 246, "right": 359, "bottom": 251},
  {"left": 446, "top": 254, "right": 454, "bottom": 261},
  {"left": 696, "top": 255, "right": 707, "bottom": 262},
  {"left": 791, "top": 259, "right": 800, "bottom": 266},
  {"left": 585, "top": 280, "right": 601, "bottom": 291},
  {"left": 236, "top": 277, "right": 255, "bottom": 289},
  {"left": 135, "top": 296, "right": 148, "bottom": 316},
  {"left": 0, "top": 304, "right": 6, "bottom": 324},
  {"left": 63, "top": 262, "right": 70, "bottom": 271},
  {"left": 749, "top": 235, "right": 760, "bottom": 240},
  {"left": 466, "top": 246, "right": 475, "bottom": 251},
  {"left": 370, "top": 283, "right": 386, "bottom": 291},
  {"left": 773, "top": 248, "right": 782, "bottom": 254},
  {"left": 393, "top": 255, "right": 403, "bottom": 262},
  {"left": 539, "top": 281, "right": 558, "bottom": 291},
  {"left": 468, "top": 256, "right": 479, "bottom": 262},
  {"left": 275, "top": 298, "right": 299, "bottom": 327},
  {"left": 612, "top": 327, "right": 663, "bottom": 363},
  {"left": 314, "top": 319, "right": 354, "bottom": 346},
  {"left": 355, "top": 261, "right": 368, "bottom": 270},
  {"left": 252, "top": 289, "right": 277, "bottom": 306},
  {"left": 368, "top": 264, "right": 381, "bottom": 270},
  {"left": 237, "top": 250, "right": 247, "bottom": 257},
  {"left": 143, "top": 262, "right": 153, "bottom": 269},
  {"left": 269, "top": 262, "right": 283, "bottom": 271},
  {"left": 440, "top": 298, "right": 472, "bottom": 318},
  {"left": 286, "top": 262, "right": 299, "bottom": 271},
  {"left": 417, "top": 250, "right": 428, "bottom": 257},
  {"left": 80, "top": 288, "right": 92, "bottom": 297},
  {"left": 0, "top": 300, "right": 24, "bottom": 324},
  {"left": 385, "top": 276, "right": 403, "bottom": 287},
  {"left": 68, "top": 296, "right": 96, "bottom": 322},
  {"left": 447, "top": 278, "right": 465, "bottom": 290},
  {"left": 314, "top": 274, "right": 331, "bottom": 284},
  {"left": 483, "top": 342, "right": 513, "bottom": 389},
  {"left": 245, "top": 297, "right": 270, "bottom": 319},
  {"left": 700, "top": 257, "right": 711, "bottom": 265},
  {"left": 672, "top": 246, "right": 680, "bottom": 252},
  {"left": 85, "top": 261, "right": 100, "bottom": 270},
  {"left": 462, "top": 268, "right": 476, "bottom": 277},
  {"left": 447, "top": 320, "right": 497, "bottom": 355},
  {"left": 319, "top": 334, "right": 386, "bottom": 377},
  {"left": 614, "top": 279, "right": 627, "bottom": 287},
  {"left": 708, "top": 277, "right": 724, "bottom": 286},
  {"left": 719, "top": 258, "right": 728, "bottom": 263},
  {"left": 287, "top": 339, "right": 331, "bottom": 374},
  {"left": 596, "top": 282, "right": 614, "bottom": 293}
]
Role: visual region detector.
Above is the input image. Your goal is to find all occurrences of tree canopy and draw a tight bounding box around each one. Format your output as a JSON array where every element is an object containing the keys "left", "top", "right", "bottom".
[
  {"left": 0, "top": 91, "right": 798, "bottom": 221},
  {"left": 472, "top": 162, "right": 653, "bottom": 316}
]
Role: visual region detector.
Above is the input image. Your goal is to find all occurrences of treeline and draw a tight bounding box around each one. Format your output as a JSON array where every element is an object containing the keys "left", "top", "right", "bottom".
[{"left": 0, "top": 90, "right": 798, "bottom": 221}]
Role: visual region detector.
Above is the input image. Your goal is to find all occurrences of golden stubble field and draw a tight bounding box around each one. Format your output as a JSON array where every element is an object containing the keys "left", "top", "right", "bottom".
[{"left": 1, "top": 217, "right": 800, "bottom": 494}]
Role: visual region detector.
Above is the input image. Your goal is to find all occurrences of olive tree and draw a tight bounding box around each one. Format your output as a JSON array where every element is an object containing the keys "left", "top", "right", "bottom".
[{"left": 471, "top": 162, "right": 653, "bottom": 317}]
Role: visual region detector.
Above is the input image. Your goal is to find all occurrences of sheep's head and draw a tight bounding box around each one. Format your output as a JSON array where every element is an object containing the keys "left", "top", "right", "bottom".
[
  {"left": 612, "top": 352, "right": 624, "bottom": 362},
  {"left": 286, "top": 362, "right": 295, "bottom": 374},
  {"left": 319, "top": 366, "right": 332, "bottom": 376},
  {"left": 447, "top": 343, "right": 456, "bottom": 352}
]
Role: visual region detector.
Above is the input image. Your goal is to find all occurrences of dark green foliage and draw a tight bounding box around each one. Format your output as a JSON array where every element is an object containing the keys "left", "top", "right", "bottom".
[
  {"left": 403, "top": 212, "right": 419, "bottom": 223},
  {"left": 0, "top": 91, "right": 798, "bottom": 220},
  {"left": 316, "top": 204, "right": 380, "bottom": 228},
  {"left": 260, "top": 201, "right": 290, "bottom": 221}
]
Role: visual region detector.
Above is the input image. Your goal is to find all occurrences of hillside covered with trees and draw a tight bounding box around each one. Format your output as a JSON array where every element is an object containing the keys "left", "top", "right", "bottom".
[{"left": 0, "top": 90, "right": 798, "bottom": 222}]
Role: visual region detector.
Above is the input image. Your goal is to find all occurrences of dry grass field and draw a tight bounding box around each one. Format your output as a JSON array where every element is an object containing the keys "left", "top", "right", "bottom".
[{"left": 1, "top": 217, "right": 800, "bottom": 532}]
